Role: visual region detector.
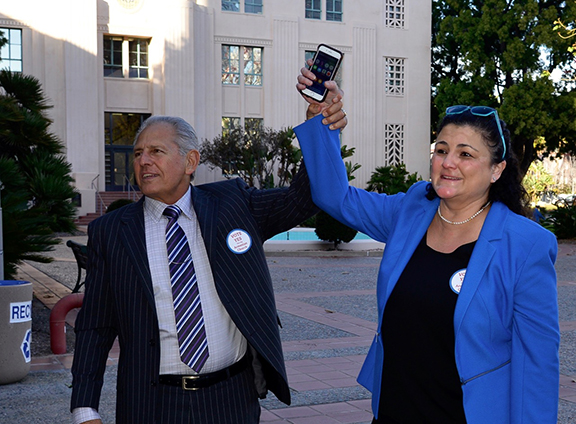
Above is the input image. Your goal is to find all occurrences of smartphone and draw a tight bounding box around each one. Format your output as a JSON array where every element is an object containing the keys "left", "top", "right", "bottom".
[{"left": 301, "top": 44, "right": 343, "bottom": 103}]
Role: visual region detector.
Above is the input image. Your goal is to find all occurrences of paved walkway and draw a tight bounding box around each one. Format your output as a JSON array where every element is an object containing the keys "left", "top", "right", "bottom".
[{"left": 2, "top": 234, "right": 576, "bottom": 423}]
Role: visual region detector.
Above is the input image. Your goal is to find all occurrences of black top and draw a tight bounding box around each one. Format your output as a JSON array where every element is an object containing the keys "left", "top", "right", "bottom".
[{"left": 375, "top": 234, "right": 475, "bottom": 424}]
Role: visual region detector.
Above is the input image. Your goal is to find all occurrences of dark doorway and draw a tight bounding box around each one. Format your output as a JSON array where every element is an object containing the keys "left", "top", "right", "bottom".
[{"left": 104, "top": 112, "right": 150, "bottom": 191}]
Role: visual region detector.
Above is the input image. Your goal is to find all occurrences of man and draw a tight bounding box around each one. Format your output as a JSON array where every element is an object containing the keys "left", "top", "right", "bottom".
[{"left": 71, "top": 106, "right": 345, "bottom": 423}]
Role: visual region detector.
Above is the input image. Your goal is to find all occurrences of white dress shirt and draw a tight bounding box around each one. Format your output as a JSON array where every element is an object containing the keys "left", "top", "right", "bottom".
[{"left": 144, "top": 186, "right": 247, "bottom": 374}]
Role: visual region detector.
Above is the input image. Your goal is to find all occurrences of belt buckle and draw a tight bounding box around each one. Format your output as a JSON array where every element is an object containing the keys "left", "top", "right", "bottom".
[{"left": 182, "top": 375, "right": 201, "bottom": 391}]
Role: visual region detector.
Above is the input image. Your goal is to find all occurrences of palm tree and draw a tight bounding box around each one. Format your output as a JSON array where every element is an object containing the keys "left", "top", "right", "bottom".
[{"left": 0, "top": 62, "right": 77, "bottom": 279}]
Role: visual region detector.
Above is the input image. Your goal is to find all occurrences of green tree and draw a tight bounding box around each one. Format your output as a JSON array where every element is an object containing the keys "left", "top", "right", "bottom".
[
  {"left": 432, "top": 0, "right": 576, "bottom": 175},
  {"left": 200, "top": 125, "right": 301, "bottom": 189},
  {"left": 0, "top": 68, "right": 78, "bottom": 279},
  {"left": 553, "top": 2, "right": 576, "bottom": 81},
  {"left": 522, "top": 160, "right": 555, "bottom": 203}
]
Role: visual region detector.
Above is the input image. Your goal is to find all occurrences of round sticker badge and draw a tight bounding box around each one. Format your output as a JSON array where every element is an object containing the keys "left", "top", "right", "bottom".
[
  {"left": 449, "top": 269, "right": 466, "bottom": 294},
  {"left": 226, "top": 229, "right": 252, "bottom": 254}
]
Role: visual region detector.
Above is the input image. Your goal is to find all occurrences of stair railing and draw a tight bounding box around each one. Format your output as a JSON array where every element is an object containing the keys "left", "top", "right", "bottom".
[
  {"left": 123, "top": 175, "right": 141, "bottom": 201},
  {"left": 91, "top": 174, "right": 106, "bottom": 216}
]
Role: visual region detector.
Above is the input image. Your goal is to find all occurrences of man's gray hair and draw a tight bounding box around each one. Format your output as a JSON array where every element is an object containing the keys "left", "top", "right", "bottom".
[{"left": 134, "top": 115, "right": 199, "bottom": 156}]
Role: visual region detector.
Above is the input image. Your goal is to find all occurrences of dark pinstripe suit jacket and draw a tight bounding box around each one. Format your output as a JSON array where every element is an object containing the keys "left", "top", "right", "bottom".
[{"left": 70, "top": 166, "right": 318, "bottom": 422}]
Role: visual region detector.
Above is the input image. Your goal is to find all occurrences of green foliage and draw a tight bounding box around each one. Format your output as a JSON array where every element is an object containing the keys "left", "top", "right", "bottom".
[
  {"left": 522, "top": 161, "right": 555, "bottom": 203},
  {"left": 432, "top": 0, "right": 576, "bottom": 175},
  {"left": 365, "top": 163, "right": 422, "bottom": 194},
  {"left": 314, "top": 145, "right": 360, "bottom": 249},
  {"left": 299, "top": 215, "right": 316, "bottom": 228},
  {"left": 314, "top": 211, "right": 358, "bottom": 246},
  {"left": 106, "top": 199, "right": 135, "bottom": 213},
  {"left": 200, "top": 125, "right": 301, "bottom": 189},
  {"left": 0, "top": 70, "right": 78, "bottom": 279},
  {"left": 541, "top": 204, "right": 576, "bottom": 239}
]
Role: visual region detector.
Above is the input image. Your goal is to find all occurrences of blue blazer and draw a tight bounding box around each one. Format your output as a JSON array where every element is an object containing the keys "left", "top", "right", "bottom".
[
  {"left": 294, "top": 116, "right": 560, "bottom": 424},
  {"left": 71, "top": 167, "right": 318, "bottom": 422}
]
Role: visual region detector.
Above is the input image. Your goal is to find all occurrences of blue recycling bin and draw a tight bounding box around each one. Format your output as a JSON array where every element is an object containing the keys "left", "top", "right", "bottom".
[{"left": 0, "top": 280, "right": 33, "bottom": 385}]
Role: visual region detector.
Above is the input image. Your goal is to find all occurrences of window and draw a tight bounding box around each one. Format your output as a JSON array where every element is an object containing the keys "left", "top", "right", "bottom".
[
  {"left": 222, "top": 0, "right": 262, "bottom": 13},
  {"left": 245, "top": 0, "right": 263, "bottom": 14},
  {"left": 222, "top": 117, "right": 241, "bottom": 135},
  {"left": 129, "top": 39, "right": 148, "bottom": 78},
  {"left": 0, "top": 28, "right": 22, "bottom": 72},
  {"left": 222, "top": 0, "right": 240, "bottom": 11},
  {"left": 244, "top": 118, "right": 263, "bottom": 135},
  {"left": 104, "top": 37, "right": 123, "bottom": 77},
  {"left": 104, "top": 36, "right": 150, "bottom": 79},
  {"left": 305, "top": 50, "right": 315, "bottom": 64},
  {"left": 222, "top": 46, "right": 240, "bottom": 84},
  {"left": 222, "top": 45, "right": 262, "bottom": 86},
  {"left": 243, "top": 47, "right": 262, "bottom": 85},
  {"left": 385, "top": 0, "right": 405, "bottom": 29},
  {"left": 305, "top": 0, "right": 321, "bottom": 19},
  {"left": 385, "top": 57, "right": 404, "bottom": 96},
  {"left": 221, "top": 117, "right": 263, "bottom": 135},
  {"left": 384, "top": 123, "right": 404, "bottom": 165},
  {"left": 326, "top": 0, "right": 342, "bottom": 22}
]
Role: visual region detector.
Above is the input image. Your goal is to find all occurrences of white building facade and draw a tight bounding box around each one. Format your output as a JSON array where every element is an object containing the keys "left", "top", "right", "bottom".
[{"left": 0, "top": 0, "right": 431, "bottom": 217}]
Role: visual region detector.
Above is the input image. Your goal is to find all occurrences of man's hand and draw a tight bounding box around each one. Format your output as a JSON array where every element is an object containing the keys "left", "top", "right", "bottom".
[{"left": 296, "top": 60, "right": 347, "bottom": 131}]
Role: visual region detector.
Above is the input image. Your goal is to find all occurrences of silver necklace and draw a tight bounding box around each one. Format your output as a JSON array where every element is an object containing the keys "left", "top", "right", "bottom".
[{"left": 437, "top": 201, "right": 491, "bottom": 225}]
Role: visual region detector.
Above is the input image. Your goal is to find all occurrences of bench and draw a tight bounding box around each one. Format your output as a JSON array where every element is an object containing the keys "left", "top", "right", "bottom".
[{"left": 66, "top": 240, "right": 88, "bottom": 293}]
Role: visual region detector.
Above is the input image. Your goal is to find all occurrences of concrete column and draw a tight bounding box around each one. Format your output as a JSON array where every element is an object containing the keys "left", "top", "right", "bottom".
[
  {"left": 271, "top": 17, "right": 299, "bottom": 129},
  {"left": 352, "top": 24, "right": 377, "bottom": 185}
]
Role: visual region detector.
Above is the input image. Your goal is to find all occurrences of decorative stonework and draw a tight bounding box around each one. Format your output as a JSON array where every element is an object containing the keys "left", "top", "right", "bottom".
[
  {"left": 0, "top": 19, "right": 28, "bottom": 28},
  {"left": 384, "top": 123, "right": 404, "bottom": 165},
  {"left": 385, "top": 57, "right": 405, "bottom": 96},
  {"left": 215, "top": 36, "right": 272, "bottom": 47},
  {"left": 117, "top": 0, "right": 144, "bottom": 12},
  {"left": 299, "top": 43, "right": 352, "bottom": 54},
  {"left": 385, "top": 0, "right": 405, "bottom": 29}
]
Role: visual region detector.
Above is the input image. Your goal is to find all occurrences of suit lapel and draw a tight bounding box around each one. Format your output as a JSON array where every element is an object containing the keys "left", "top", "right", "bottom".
[
  {"left": 453, "top": 202, "right": 506, "bottom": 335},
  {"left": 119, "top": 198, "right": 156, "bottom": 310},
  {"left": 190, "top": 185, "right": 218, "bottom": 261}
]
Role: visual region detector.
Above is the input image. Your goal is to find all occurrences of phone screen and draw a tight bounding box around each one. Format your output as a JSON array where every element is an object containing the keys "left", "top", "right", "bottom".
[{"left": 306, "top": 49, "right": 341, "bottom": 98}]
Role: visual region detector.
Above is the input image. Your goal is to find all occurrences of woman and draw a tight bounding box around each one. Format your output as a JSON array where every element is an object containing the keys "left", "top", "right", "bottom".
[{"left": 294, "top": 72, "right": 559, "bottom": 423}]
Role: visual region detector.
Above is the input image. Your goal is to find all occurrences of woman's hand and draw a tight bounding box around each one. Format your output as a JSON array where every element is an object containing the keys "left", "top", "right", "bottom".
[{"left": 296, "top": 60, "right": 347, "bottom": 130}]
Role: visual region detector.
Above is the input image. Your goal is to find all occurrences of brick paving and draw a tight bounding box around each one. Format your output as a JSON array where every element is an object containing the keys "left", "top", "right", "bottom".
[{"left": 3, "top": 235, "right": 576, "bottom": 423}]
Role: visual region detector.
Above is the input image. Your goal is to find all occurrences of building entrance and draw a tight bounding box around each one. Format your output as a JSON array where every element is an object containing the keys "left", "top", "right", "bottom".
[{"left": 104, "top": 112, "right": 150, "bottom": 191}]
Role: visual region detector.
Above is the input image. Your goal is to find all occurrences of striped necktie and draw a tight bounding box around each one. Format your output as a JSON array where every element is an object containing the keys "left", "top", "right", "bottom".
[{"left": 163, "top": 205, "right": 209, "bottom": 372}]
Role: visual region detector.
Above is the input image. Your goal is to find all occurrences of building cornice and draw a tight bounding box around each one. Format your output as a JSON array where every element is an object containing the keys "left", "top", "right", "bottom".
[
  {"left": 215, "top": 35, "right": 272, "bottom": 47},
  {"left": 0, "top": 19, "right": 29, "bottom": 28},
  {"left": 299, "top": 42, "right": 351, "bottom": 53}
]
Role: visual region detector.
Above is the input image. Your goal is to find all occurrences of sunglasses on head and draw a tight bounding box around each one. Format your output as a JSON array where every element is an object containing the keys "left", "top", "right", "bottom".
[{"left": 445, "top": 105, "right": 506, "bottom": 160}]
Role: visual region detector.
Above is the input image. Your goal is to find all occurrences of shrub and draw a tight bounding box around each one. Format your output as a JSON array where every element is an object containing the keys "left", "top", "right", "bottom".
[
  {"left": 315, "top": 211, "right": 357, "bottom": 246},
  {"left": 541, "top": 204, "right": 576, "bottom": 239},
  {"left": 366, "top": 163, "right": 421, "bottom": 194},
  {"left": 106, "top": 199, "right": 135, "bottom": 213}
]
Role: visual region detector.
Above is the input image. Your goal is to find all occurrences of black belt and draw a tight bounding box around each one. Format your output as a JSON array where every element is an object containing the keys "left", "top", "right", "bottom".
[{"left": 159, "top": 354, "right": 250, "bottom": 390}]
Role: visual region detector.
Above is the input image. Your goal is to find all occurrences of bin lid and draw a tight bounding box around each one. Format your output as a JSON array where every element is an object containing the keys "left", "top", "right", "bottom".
[{"left": 0, "top": 280, "right": 31, "bottom": 286}]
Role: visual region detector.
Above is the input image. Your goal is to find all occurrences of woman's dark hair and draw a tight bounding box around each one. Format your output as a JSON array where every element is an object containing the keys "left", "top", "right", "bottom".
[{"left": 425, "top": 109, "right": 530, "bottom": 216}]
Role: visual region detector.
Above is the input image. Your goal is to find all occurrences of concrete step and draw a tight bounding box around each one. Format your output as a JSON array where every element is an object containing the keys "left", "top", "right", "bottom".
[
  {"left": 74, "top": 191, "right": 141, "bottom": 225},
  {"left": 75, "top": 212, "right": 101, "bottom": 226}
]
